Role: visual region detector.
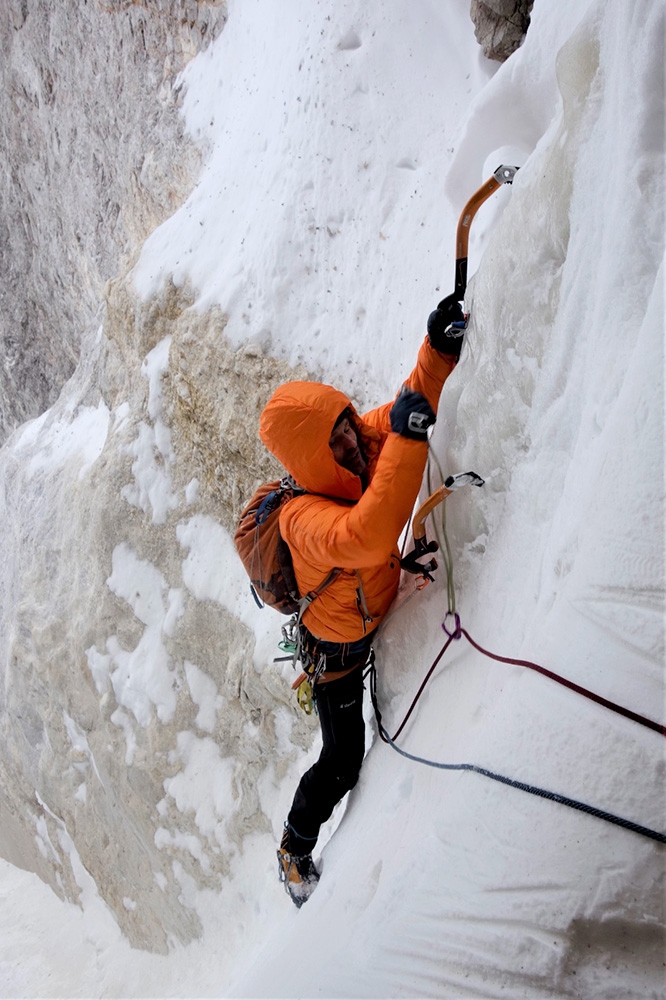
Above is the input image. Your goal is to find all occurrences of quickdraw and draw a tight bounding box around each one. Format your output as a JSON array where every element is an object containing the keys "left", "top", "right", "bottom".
[
  {"left": 295, "top": 676, "right": 316, "bottom": 715},
  {"left": 280, "top": 620, "right": 329, "bottom": 716}
]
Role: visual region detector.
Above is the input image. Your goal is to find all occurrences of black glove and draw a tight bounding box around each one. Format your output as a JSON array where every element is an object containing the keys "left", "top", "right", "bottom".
[
  {"left": 427, "top": 294, "right": 466, "bottom": 358},
  {"left": 390, "top": 389, "right": 436, "bottom": 440}
]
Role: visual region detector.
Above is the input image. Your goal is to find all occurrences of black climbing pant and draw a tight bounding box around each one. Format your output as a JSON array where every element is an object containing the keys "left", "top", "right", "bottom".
[{"left": 287, "top": 665, "right": 366, "bottom": 856}]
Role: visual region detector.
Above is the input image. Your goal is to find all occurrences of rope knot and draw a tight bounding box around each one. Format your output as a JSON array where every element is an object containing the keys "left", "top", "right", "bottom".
[{"left": 442, "top": 611, "right": 462, "bottom": 639}]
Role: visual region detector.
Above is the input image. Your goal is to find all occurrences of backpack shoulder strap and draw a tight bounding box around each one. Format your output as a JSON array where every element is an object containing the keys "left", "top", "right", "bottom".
[
  {"left": 296, "top": 567, "right": 342, "bottom": 625},
  {"left": 276, "top": 479, "right": 346, "bottom": 621}
]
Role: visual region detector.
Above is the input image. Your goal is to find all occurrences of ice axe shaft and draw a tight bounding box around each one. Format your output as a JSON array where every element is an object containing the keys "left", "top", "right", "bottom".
[
  {"left": 413, "top": 484, "right": 452, "bottom": 541},
  {"left": 413, "top": 471, "right": 485, "bottom": 540},
  {"left": 453, "top": 164, "right": 518, "bottom": 302}
]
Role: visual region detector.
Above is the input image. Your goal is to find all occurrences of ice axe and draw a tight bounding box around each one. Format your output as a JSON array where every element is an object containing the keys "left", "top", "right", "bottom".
[
  {"left": 398, "top": 171, "right": 516, "bottom": 579},
  {"left": 400, "top": 471, "right": 485, "bottom": 581},
  {"left": 436, "top": 164, "right": 519, "bottom": 330}
]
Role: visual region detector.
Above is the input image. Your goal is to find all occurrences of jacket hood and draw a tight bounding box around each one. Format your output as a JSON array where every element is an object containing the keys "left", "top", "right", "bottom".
[{"left": 260, "top": 381, "right": 373, "bottom": 501}]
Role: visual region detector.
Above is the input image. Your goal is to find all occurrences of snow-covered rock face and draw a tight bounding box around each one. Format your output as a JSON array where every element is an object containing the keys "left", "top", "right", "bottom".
[
  {"left": 0, "top": 0, "right": 664, "bottom": 992},
  {"left": 0, "top": 0, "right": 227, "bottom": 445},
  {"left": 0, "top": 274, "right": 313, "bottom": 952}
]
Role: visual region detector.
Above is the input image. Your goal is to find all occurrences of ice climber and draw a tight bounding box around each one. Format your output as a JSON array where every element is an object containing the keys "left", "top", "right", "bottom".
[{"left": 259, "top": 298, "right": 465, "bottom": 906}]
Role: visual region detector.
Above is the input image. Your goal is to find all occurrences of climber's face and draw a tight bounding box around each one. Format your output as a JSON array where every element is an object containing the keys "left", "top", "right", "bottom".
[{"left": 329, "top": 416, "right": 367, "bottom": 477}]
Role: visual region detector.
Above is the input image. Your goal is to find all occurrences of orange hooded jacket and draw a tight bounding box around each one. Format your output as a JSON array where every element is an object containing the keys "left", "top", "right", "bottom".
[{"left": 259, "top": 338, "right": 456, "bottom": 642}]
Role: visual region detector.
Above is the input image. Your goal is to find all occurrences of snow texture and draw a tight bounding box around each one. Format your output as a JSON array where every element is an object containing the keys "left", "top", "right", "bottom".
[{"left": 0, "top": 0, "right": 663, "bottom": 996}]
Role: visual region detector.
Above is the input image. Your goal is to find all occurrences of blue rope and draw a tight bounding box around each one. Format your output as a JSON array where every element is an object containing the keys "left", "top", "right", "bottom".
[{"left": 368, "top": 667, "right": 666, "bottom": 845}]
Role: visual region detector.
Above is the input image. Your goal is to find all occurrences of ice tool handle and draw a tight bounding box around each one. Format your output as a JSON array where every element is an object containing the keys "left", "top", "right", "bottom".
[
  {"left": 400, "top": 472, "right": 485, "bottom": 580},
  {"left": 453, "top": 163, "right": 519, "bottom": 303}
]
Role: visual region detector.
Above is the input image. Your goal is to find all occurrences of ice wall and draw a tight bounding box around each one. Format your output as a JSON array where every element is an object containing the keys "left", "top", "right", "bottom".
[{"left": 230, "top": 0, "right": 665, "bottom": 995}]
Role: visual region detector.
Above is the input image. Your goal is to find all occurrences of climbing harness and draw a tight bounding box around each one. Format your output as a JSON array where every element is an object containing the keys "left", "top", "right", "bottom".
[{"left": 279, "top": 617, "right": 374, "bottom": 715}]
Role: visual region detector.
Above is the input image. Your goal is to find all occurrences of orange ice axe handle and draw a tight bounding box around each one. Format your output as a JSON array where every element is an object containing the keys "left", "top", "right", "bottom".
[
  {"left": 454, "top": 164, "right": 519, "bottom": 302},
  {"left": 401, "top": 472, "right": 485, "bottom": 580}
]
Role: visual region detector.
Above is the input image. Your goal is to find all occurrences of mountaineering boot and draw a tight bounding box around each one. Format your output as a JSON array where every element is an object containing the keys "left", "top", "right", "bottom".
[{"left": 276, "top": 826, "right": 320, "bottom": 908}]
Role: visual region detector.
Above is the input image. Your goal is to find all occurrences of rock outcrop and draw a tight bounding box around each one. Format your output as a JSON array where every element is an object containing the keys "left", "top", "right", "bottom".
[
  {"left": 0, "top": 272, "right": 313, "bottom": 952},
  {"left": 470, "top": 0, "right": 534, "bottom": 62},
  {"left": 0, "top": 0, "right": 324, "bottom": 956},
  {"left": 0, "top": 0, "right": 227, "bottom": 445}
]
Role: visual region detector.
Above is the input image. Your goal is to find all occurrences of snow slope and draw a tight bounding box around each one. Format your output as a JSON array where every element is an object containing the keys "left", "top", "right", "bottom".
[{"left": 1, "top": 0, "right": 664, "bottom": 997}]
